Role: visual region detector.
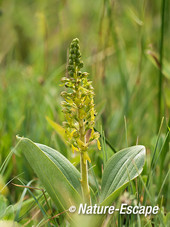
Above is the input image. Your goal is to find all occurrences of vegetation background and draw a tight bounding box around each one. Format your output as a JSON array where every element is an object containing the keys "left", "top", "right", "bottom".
[{"left": 0, "top": 0, "right": 169, "bottom": 226}]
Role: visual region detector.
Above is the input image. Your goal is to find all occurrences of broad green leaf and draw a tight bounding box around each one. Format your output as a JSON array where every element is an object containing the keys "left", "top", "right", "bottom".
[
  {"left": 16, "top": 137, "right": 81, "bottom": 213},
  {"left": 100, "top": 145, "right": 146, "bottom": 204},
  {"left": 36, "top": 143, "right": 81, "bottom": 192}
]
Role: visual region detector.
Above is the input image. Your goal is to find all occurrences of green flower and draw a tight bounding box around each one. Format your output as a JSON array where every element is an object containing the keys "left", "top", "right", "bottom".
[{"left": 61, "top": 38, "right": 101, "bottom": 154}]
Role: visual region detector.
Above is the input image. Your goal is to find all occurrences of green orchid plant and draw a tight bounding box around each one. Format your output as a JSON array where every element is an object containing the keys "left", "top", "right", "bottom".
[
  {"left": 16, "top": 38, "right": 146, "bottom": 226},
  {"left": 61, "top": 38, "right": 101, "bottom": 205}
]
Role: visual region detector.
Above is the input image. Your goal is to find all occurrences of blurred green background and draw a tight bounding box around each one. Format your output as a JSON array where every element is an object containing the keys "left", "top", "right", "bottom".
[{"left": 0, "top": 0, "right": 169, "bottom": 225}]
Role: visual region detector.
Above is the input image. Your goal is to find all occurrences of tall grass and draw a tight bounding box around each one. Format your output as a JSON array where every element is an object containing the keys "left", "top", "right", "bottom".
[{"left": 157, "top": 0, "right": 166, "bottom": 132}]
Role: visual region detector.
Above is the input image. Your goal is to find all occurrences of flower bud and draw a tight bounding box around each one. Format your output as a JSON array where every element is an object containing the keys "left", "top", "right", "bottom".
[
  {"left": 72, "top": 54, "right": 76, "bottom": 59},
  {"left": 79, "top": 62, "right": 84, "bottom": 68},
  {"left": 77, "top": 50, "right": 81, "bottom": 56},
  {"left": 61, "top": 77, "right": 70, "bottom": 83},
  {"left": 67, "top": 65, "right": 74, "bottom": 71},
  {"left": 71, "top": 43, "right": 74, "bottom": 48}
]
